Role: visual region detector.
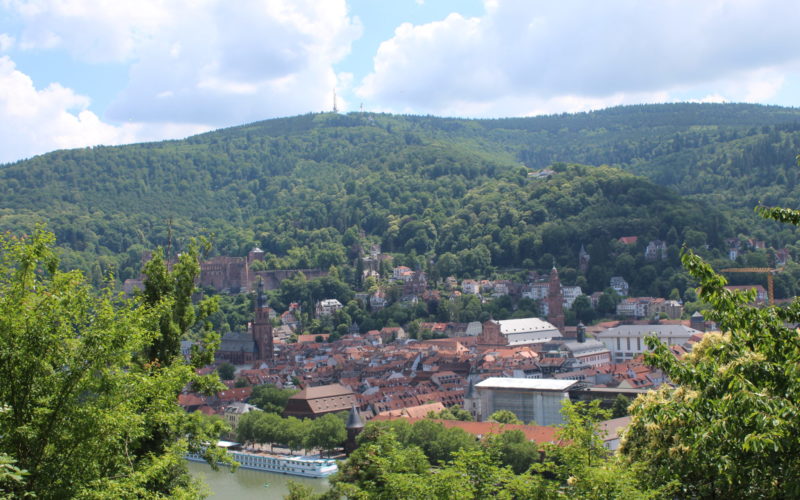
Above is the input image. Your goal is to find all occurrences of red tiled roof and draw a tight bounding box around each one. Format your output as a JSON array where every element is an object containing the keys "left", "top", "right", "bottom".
[
  {"left": 178, "top": 394, "right": 206, "bottom": 407},
  {"left": 217, "top": 387, "right": 253, "bottom": 402}
]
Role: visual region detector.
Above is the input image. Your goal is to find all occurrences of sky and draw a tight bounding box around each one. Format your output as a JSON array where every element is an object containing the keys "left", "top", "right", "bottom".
[{"left": 1, "top": 0, "right": 800, "bottom": 164}]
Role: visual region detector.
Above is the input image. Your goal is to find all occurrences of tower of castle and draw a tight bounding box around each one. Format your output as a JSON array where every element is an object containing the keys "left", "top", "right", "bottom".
[
  {"left": 252, "top": 278, "right": 273, "bottom": 361},
  {"left": 547, "top": 266, "right": 565, "bottom": 333},
  {"left": 578, "top": 244, "right": 590, "bottom": 274}
]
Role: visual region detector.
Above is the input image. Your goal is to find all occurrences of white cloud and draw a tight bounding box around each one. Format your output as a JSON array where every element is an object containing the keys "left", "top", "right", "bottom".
[
  {"left": 0, "top": 34, "right": 14, "bottom": 51},
  {"left": 0, "top": 55, "right": 127, "bottom": 162},
  {"left": 4, "top": 0, "right": 362, "bottom": 126},
  {"left": 357, "top": 0, "right": 800, "bottom": 116},
  {"left": 0, "top": 56, "right": 207, "bottom": 163},
  {"left": 6, "top": 0, "right": 169, "bottom": 62}
]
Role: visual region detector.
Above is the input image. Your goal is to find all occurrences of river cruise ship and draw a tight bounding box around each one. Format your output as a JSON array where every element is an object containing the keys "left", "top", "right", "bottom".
[{"left": 186, "top": 441, "right": 338, "bottom": 478}]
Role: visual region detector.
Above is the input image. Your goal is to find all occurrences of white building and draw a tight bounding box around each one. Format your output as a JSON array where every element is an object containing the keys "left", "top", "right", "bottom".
[
  {"left": 392, "top": 266, "right": 415, "bottom": 282},
  {"left": 645, "top": 240, "right": 668, "bottom": 261},
  {"left": 461, "top": 279, "right": 480, "bottom": 295},
  {"left": 522, "top": 282, "right": 549, "bottom": 301},
  {"left": 523, "top": 283, "right": 582, "bottom": 310},
  {"left": 560, "top": 339, "right": 612, "bottom": 367},
  {"left": 561, "top": 286, "right": 583, "bottom": 309},
  {"left": 474, "top": 377, "right": 578, "bottom": 425},
  {"left": 616, "top": 297, "right": 654, "bottom": 318},
  {"left": 484, "top": 317, "right": 562, "bottom": 346},
  {"left": 610, "top": 276, "right": 629, "bottom": 296},
  {"left": 316, "top": 299, "right": 343, "bottom": 317},
  {"left": 595, "top": 324, "right": 702, "bottom": 363}
]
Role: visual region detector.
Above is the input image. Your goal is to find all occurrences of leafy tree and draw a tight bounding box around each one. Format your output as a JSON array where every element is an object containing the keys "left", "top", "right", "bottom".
[
  {"left": 572, "top": 294, "right": 595, "bottom": 324},
  {"left": 621, "top": 204, "right": 800, "bottom": 498},
  {"left": 0, "top": 454, "right": 27, "bottom": 499},
  {"left": 596, "top": 290, "right": 620, "bottom": 315},
  {"left": 236, "top": 410, "right": 259, "bottom": 447},
  {"left": 427, "top": 407, "right": 474, "bottom": 421},
  {"left": 0, "top": 229, "right": 228, "bottom": 499},
  {"left": 277, "top": 417, "right": 306, "bottom": 453},
  {"left": 253, "top": 412, "right": 284, "bottom": 451},
  {"left": 249, "top": 384, "right": 299, "bottom": 414},
  {"left": 284, "top": 480, "right": 339, "bottom": 500},
  {"left": 611, "top": 394, "right": 630, "bottom": 418},
  {"left": 305, "top": 414, "right": 346, "bottom": 457},
  {"left": 332, "top": 429, "right": 430, "bottom": 499},
  {"left": 486, "top": 430, "right": 541, "bottom": 474},
  {"left": 535, "top": 400, "right": 663, "bottom": 499},
  {"left": 217, "top": 362, "right": 236, "bottom": 380},
  {"left": 342, "top": 401, "right": 662, "bottom": 499},
  {"left": 488, "top": 410, "right": 523, "bottom": 425}
]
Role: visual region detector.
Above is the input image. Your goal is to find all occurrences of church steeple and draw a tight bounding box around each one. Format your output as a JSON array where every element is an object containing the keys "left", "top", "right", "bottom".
[
  {"left": 547, "top": 266, "right": 565, "bottom": 333},
  {"left": 252, "top": 277, "right": 273, "bottom": 361},
  {"left": 344, "top": 404, "right": 364, "bottom": 455},
  {"left": 579, "top": 244, "right": 590, "bottom": 274}
]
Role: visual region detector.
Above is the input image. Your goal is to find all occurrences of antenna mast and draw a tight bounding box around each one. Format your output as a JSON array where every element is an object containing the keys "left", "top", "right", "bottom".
[{"left": 332, "top": 89, "right": 338, "bottom": 113}]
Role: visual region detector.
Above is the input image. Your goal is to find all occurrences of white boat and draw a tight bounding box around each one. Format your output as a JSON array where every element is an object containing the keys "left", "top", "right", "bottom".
[{"left": 186, "top": 441, "right": 338, "bottom": 478}]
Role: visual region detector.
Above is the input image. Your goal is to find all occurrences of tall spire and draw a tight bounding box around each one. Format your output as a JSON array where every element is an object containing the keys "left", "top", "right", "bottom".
[
  {"left": 253, "top": 277, "right": 273, "bottom": 361},
  {"left": 346, "top": 404, "right": 364, "bottom": 430},
  {"left": 332, "top": 88, "right": 338, "bottom": 113},
  {"left": 579, "top": 244, "right": 590, "bottom": 274},
  {"left": 547, "top": 265, "right": 565, "bottom": 333},
  {"left": 256, "top": 277, "right": 265, "bottom": 309},
  {"left": 344, "top": 404, "right": 364, "bottom": 455}
]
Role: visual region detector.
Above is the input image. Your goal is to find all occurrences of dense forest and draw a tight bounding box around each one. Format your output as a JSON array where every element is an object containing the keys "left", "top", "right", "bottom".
[{"left": 2, "top": 103, "right": 800, "bottom": 299}]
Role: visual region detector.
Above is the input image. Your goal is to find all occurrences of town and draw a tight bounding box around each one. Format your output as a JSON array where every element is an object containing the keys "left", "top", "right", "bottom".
[{"left": 166, "top": 235, "right": 784, "bottom": 450}]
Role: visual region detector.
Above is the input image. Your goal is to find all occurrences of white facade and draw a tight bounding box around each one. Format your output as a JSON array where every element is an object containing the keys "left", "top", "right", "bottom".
[
  {"left": 610, "top": 276, "right": 629, "bottom": 296},
  {"left": 316, "top": 299, "right": 343, "bottom": 317},
  {"left": 561, "top": 340, "right": 612, "bottom": 367},
  {"left": 561, "top": 286, "right": 583, "bottom": 309},
  {"left": 595, "top": 324, "right": 701, "bottom": 363},
  {"left": 462, "top": 279, "right": 480, "bottom": 295},
  {"left": 523, "top": 284, "right": 581, "bottom": 310},
  {"left": 495, "top": 318, "right": 562, "bottom": 346},
  {"left": 475, "top": 378, "right": 578, "bottom": 425},
  {"left": 616, "top": 298, "right": 653, "bottom": 318},
  {"left": 522, "top": 282, "right": 549, "bottom": 300}
]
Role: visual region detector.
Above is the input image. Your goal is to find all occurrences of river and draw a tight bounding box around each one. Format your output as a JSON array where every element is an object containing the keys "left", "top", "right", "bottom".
[{"left": 187, "top": 461, "right": 331, "bottom": 499}]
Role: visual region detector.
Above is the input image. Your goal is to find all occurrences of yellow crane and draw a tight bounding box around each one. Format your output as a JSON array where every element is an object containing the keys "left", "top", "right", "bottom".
[{"left": 720, "top": 267, "right": 780, "bottom": 305}]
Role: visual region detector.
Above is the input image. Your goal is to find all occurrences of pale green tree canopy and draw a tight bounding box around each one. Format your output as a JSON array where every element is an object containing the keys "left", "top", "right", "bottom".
[
  {"left": 0, "top": 229, "right": 228, "bottom": 499},
  {"left": 621, "top": 203, "right": 800, "bottom": 498}
]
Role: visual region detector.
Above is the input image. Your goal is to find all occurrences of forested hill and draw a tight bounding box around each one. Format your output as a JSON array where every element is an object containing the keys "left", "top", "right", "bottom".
[{"left": 1, "top": 103, "right": 798, "bottom": 291}]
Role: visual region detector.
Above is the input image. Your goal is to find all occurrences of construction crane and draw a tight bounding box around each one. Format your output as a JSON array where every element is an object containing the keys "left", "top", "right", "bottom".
[{"left": 720, "top": 267, "right": 780, "bottom": 305}]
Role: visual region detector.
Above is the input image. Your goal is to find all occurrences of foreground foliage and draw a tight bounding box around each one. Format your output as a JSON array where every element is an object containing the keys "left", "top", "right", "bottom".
[
  {"left": 0, "top": 230, "right": 227, "bottom": 499},
  {"left": 621, "top": 203, "right": 800, "bottom": 498},
  {"left": 314, "top": 401, "right": 660, "bottom": 500}
]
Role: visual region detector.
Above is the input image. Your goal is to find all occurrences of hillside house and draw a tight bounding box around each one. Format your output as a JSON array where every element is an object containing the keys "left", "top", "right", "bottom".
[
  {"left": 645, "top": 240, "right": 667, "bottom": 260},
  {"left": 610, "top": 276, "right": 629, "bottom": 296},
  {"left": 316, "top": 299, "right": 343, "bottom": 317}
]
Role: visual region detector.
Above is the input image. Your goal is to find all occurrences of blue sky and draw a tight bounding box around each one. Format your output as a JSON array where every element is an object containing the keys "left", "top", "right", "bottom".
[{"left": 1, "top": 0, "right": 799, "bottom": 163}]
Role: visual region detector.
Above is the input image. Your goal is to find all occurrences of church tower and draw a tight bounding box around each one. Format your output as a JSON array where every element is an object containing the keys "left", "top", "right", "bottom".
[
  {"left": 344, "top": 405, "right": 364, "bottom": 455},
  {"left": 252, "top": 278, "right": 273, "bottom": 362},
  {"left": 547, "top": 266, "right": 565, "bottom": 333},
  {"left": 578, "top": 244, "right": 590, "bottom": 274}
]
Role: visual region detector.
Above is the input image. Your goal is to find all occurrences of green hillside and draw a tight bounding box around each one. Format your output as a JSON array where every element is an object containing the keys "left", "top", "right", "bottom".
[{"left": 2, "top": 103, "right": 800, "bottom": 296}]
